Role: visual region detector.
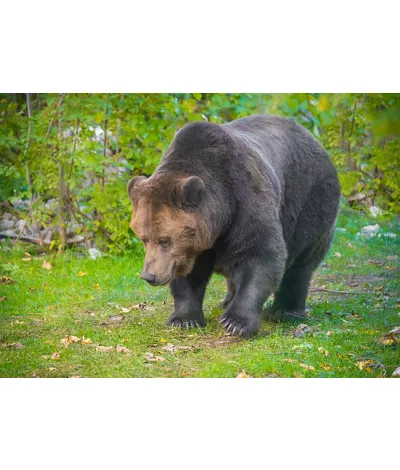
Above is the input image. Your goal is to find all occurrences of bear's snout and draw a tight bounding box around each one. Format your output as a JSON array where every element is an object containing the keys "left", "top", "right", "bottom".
[{"left": 140, "top": 271, "right": 156, "bottom": 286}]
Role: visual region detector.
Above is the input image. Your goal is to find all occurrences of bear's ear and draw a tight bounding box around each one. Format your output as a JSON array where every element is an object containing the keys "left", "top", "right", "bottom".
[
  {"left": 173, "top": 176, "right": 205, "bottom": 208},
  {"left": 127, "top": 175, "right": 147, "bottom": 201}
]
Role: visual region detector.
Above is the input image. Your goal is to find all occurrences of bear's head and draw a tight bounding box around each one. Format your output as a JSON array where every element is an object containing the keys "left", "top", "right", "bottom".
[{"left": 127, "top": 174, "right": 211, "bottom": 286}]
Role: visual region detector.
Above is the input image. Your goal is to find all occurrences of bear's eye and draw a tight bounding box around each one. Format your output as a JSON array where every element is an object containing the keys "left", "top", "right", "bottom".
[
  {"left": 157, "top": 237, "right": 171, "bottom": 248},
  {"left": 142, "top": 238, "right": 149, "bottom": 246}
]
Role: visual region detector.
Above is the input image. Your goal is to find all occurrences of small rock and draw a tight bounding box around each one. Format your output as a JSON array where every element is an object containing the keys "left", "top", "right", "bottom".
[
  {"left": 357, "top": 224, "right": 380, "bottom": 239},
  {"left": 88, "top": 248, "right": 102, "bottom": 260},
  {"left": 293, "top": 324, "right": 314, "bottom": 338}
]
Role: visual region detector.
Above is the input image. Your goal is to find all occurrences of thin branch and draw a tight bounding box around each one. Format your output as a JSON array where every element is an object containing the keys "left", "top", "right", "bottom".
[
  {"left": 310, "top": 287, "right": 373, "bottom": 295},
  {"left": 45, "top": 93, "right": 65, "bottom": 138}
]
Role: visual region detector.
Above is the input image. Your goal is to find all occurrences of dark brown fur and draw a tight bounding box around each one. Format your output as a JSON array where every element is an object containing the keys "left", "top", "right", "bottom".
[{"left": 128, "top": 115, "right": 341, "bottom": 336}]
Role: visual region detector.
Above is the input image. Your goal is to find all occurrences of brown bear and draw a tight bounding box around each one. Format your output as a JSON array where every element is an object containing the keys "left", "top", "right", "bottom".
[{"left": 127, "top": 115, "right": 341, "bottom": 337}]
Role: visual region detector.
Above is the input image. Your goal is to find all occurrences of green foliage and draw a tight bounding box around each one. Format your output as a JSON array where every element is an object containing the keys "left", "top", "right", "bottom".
[{"left": 0, "top": 93, "right": 399, "bottom": 253}]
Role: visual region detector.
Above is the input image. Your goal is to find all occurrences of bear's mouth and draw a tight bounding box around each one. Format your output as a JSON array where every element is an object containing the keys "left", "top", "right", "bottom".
[{"left": 155, "top": 265, "right": 176, "bottom": 286}]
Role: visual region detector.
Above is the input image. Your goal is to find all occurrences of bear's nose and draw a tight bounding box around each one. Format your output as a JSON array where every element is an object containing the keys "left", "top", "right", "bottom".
[{"left": 141, "top": 271, "right": 156, "bottom": 286}]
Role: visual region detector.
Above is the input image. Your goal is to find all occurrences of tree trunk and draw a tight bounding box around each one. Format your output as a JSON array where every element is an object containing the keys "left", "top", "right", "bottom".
[
  {"left": 57, "top": 97, "right": 67, "bottom": 253},
  {"left": 25, "top": 93, "right": 33, "bottom": 198}
]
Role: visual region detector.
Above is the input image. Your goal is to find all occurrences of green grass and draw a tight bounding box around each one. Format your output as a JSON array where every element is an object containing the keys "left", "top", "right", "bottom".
[{"left": 1, "top": 208, "right": 399, "bottom": 378}]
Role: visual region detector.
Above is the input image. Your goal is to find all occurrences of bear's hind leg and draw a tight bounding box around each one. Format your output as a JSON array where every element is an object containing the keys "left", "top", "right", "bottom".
[
  {"left": 218, "top": 278, "right": 236, "bottom": 309},
  {"left": 266, "top": 267, "right": 313, "bottom": 321},
  {"left": 267, "top": 232, "right": 333, "bottom": 322}
]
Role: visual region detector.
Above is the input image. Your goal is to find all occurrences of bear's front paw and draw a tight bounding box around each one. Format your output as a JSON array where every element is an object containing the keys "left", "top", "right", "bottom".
[
  {"left": 218, "top": 311, "right": 260, "bottom": 337},
  {"left": 166, "top": 313, "right": 206, "bottom": 329}
]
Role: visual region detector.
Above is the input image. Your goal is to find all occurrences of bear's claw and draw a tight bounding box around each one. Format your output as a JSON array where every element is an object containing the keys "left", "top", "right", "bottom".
[
  {"left": 166, "top": 317, "right": 205, "bottom": 329},
  {"left": 218, "top": 313, "right": 258, "bottom": 337}
]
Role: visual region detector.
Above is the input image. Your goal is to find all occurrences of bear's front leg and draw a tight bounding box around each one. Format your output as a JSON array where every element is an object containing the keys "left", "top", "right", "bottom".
[
  {"left": 166, "top": 249, "right": 215, "bottom": 329},
  {"left": 219, "top": 259, "right": 284, "bottom": 337}
]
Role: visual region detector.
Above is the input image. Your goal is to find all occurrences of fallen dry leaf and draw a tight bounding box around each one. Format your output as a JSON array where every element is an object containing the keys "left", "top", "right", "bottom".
[
  {"left": 81, "top": 337, "right": 93, "bottom": 344},
  {"left": 293, "top": 324, "right": 314, "bottom": 338},
  {"left": 320, "top": 364, "right": 332, "bottom": 371},
  {"left": 145, "top": 352, "right": 165, "bottom": 362},
  {"left": 356, "top": 360, "right": 374, "bottom": 371},
  {"left": 161, "top": 343, "right": 192, "bottom": 353},
  {"left": 299, "top": 363, "right": 315, "bottom": 371},
  {"left": 326, "top": 331, "right": 335, "bottom": 336},
  {"left": 1, "top": 276, "right": 15, "bottom": 284},
  {"left": 116, "top": 345, "right": 131, "bottom": 353},
  {"left": 9, "top": 342, "right": 24, "bottom": 349},
  {"left": 96, "top": 345, "right": 114, "bottom": 352},
  {"left": 379, "top": 327, "right": 400, "bottom": 346},
  {"left": 392, "top": 367, "right": 400, "bottom": 377},
  {"left": 78, "top": 271, "right": 87, "bottom": 277},
  {"left": 116, "top": 302, "right": 156, "bottom": 313},
  {"left": 334, "top": 252, "right": 342, "bottom": 258},
  {"left": 60, "top": 335, "right": 81, "bottom": 347},
  {"left": 51, "top": 352, "right": 60, "bottom": 360},
  {"left": 48, "top": 367, "right": 56, "bottom": 371},
  {"left": 0, "top": 296, "right": 6, "bottom": 302},
  {"left": 282, "top": 358, "right": 298, "bottom": 364},
  {"left": 41, "top": 261, "right": 52, "bottom": 270},
  {"left": 70, "top": 376, "right": 82, "bottom": 378},
  {"left": 93, "top": 283, "right": 101, "bottom": 289},
  {"left": 318, "top": 347, "right": 329, "bottom": 357},
  {"left": 22, "top": 257, "right": 32, "bottom": 262},
  {"left": 236, "top": 370, "right": 253, "bottom": 378}
]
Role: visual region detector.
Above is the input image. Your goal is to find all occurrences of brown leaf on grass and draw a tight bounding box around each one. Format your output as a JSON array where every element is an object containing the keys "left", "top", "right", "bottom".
[
  {"left": 282, "top": 358, "right": 298, "bottom": 364},
  {"left": 320, "top": 364, "right": 332, "bottom": 371},
  {"left": 116, "top": 345, "right": 131, "bottom": 354},
  {"left": 392, "top": 367, "right": 400, "bottom": 377},
  {"left": 1, "top": 276, "right": 15, "bottom": 284},
  {"left": 145, "top": 352, "right": 165, "bottom": 362},
  {"left": 51, "top": 352, "right": 60, "bottom": 360},
  {"left": 161, "top": 343, "right": 192, "bottom": 353},
  {"left": 356, "top": 360, "right": 374, "bottom": 371},
  {"left": 81, "top": 337, "right": 93, "bottom": 344},
  {"left": 22, "top": 257, "right": 32, "bottom": 262},
  {"left": 379, "top": 327, "right": 400, "bottom": 346},
  {"left": 9, "top": 342, "right": 24, "bottom": 349},
  {"left": 318, "top": 347, "right": 329, "bottom": 357},
  {"left": 236, "top": 370, "right": 253, "bottom": 378},
  {"left": 116, "top": 302, "right": 156, "bottom": 313},
  {"left": 41, "top": 261, "right": 52, "bottom": 270},
  {"left": 0, "top": 296, "right": 6, "bottom": 302},
  {"left": 299, "top": 363, "right": 315, "bottom": 371},
  {"left": 48, "top": 367, "right": 56, "bottom": 371},
  {"left": 60, "top": 335, "right": 81, "bottom": 347},
  {"left": 293, "top": 324, "right": 314, "bottom": 338},
  {"left": 326, "top": 331, "right": 335, "bottom": 336},
  {"left": 96, "top": 345, "right": 114, "bottom": 352}
]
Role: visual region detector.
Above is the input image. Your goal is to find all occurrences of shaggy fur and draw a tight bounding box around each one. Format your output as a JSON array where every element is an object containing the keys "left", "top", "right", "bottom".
[{"left": 128, "top": 115, "right": 341, "bottom": 336}]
